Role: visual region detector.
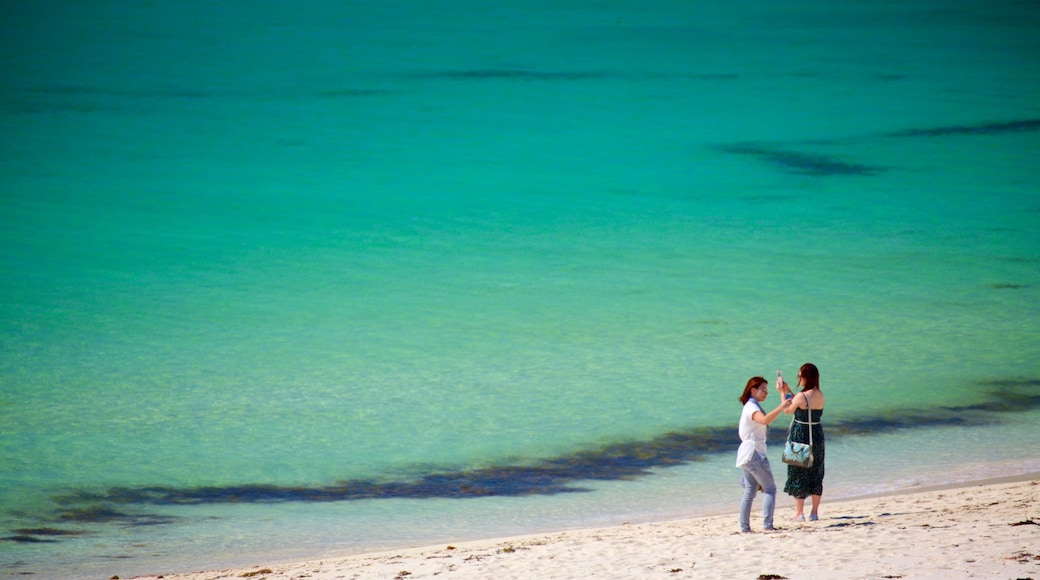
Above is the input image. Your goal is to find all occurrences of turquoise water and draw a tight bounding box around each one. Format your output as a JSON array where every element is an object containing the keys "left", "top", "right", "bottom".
[{"left": 2, "top": 1, "right": 1039, "bottom": 577}]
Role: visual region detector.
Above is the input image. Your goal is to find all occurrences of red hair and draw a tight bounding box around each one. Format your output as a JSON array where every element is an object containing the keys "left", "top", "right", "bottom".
[
  {"left": 800, "top": 363, "right": 820, "bottom": 390},
  {"left": 739, "top": 376, "right": 767, "bottom": 404}
]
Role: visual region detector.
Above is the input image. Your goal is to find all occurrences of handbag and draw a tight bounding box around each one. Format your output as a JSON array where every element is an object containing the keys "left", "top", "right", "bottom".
[{"left": 781, "top": 392, "right": 814, "bottom": 468}]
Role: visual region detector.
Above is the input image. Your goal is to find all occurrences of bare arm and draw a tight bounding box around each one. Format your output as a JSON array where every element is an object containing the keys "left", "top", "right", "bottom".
[
  {"left": 784, "top": 391, "right": 805, "bottom": 415},
  {"left": 754, "top": 397, "right": 791, "bottom": 425}
]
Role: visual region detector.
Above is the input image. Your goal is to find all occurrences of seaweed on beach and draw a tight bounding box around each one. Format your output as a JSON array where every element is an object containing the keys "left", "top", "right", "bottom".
[{"left": 826, "top": 521, "right": 876, "bottom": 528}]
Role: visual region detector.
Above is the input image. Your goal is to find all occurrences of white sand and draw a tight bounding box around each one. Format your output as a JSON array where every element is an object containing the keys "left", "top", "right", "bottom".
[{"left": 136, "top": 476, "right": 1039, "bottom": 580}]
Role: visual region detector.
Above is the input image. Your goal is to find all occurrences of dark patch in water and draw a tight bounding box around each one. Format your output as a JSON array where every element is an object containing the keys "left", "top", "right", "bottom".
[
  {"left": 9, "top": 382, "right": 1039, "bottom": 542},
  {"left": 1000, "top": 256, "right": 1039, "bottom": 264},
  {"left": 47, "top": 505, "right": 177, "bottom": 528},
  {"left": 119, "top": 514, "right": 179, "bottom": 527},
  {"left": 679, "top": 73, "right": 741, "bottom": 81},
  {"left": 53, "top": 506, "right": 132, "bottom": 523},
  {"left": 310, "top": 89, "right": 388, "bottom": 98},
  {"left": 63, "top": 426, "right": 736, "bottom": 506},
  {"left": 887, "top": 119, "right": 1040, "bottom": 138},
  {"left": 13, "top": 527, "right": 84, "bottom": 537},
  {"left": 7, "top": 84, "right": 384, "bottom": 101},
  {"left": 1, "top": 84, "right": 385, "bottom": 117},
  {"left": 977, "top": 378, "right": 1040, "bottom": 388},
  {"left": 411, "top": 69, "right": 615, "bottom": 81},
  {"left": 1, "top": 535, "right": 59, "bottom": 544},
  {"left": 712, "top": 118, "right": 1039, "bottom": 178},
  {"left": 741, "top": 194, "right": 801, "bottom": 204},
  {"left": 991, "top": 283, "right": 1029, "bottom": 289},
  {"left": 52, "top": 385, "right": 1040, "bottom": 507},
  {"left": 715, "top": 143, "right": 881, "bottom": 176}
]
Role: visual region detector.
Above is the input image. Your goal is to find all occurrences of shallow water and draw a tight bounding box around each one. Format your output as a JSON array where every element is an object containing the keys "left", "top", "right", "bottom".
[{"left": 2, "top": 0, "right": 1039, "bottom": 577}]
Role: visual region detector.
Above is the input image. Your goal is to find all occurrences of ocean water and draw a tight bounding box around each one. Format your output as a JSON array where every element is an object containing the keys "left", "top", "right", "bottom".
[{"left": 2, "top": 0, "right": 1039, "bottom": 577}]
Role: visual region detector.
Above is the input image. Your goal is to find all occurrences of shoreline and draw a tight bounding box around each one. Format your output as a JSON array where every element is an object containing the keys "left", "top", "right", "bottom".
[{"left": 132, "top": 473, "right": 1040, "bottom": 580}]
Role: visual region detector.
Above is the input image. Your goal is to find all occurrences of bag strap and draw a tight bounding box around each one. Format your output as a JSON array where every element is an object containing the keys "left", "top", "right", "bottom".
[
  {"left": 786, "top": 391, "right": 814, "bottom": 449},
  {"left": 805, "top": 391, "right": 813, "bottom": 448}
]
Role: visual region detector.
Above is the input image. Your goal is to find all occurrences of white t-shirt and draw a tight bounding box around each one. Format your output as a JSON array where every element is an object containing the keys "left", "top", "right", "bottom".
[{"left": 736, "top": 399, "right": 768, "bottom": 467}]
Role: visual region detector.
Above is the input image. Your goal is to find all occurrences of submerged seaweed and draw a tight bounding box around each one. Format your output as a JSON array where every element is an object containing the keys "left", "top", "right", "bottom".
[
  {"left": 7, "top": 381, "right": 1038, "bottom": 543},
  {"left": 1, "top": 527, "right": 85, "bottom": 544},
  {"left": 716, "top": 143, "right": 882, "bottom": 176},
  {"left": 47, "top": 384, "right": 1040, "bottom": 507},
  {"left": 887, "top": 119, "right": 1040, "bottom": 138},
  {"left": 409, "top": 69, "right": 614, "bottom": 81},
  {"left": 1, "top": 535, "right": 60, "bottom": 543}
]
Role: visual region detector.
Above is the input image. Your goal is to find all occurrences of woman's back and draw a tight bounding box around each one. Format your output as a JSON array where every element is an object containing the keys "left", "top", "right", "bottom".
[{"left": 801, "top": 388, "right": 825, "bottom": 410}]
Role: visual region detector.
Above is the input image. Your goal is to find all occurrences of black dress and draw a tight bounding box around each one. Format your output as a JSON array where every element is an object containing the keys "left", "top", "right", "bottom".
[{"left": 784, "top": 406, "right": 825, "bottom": 498}]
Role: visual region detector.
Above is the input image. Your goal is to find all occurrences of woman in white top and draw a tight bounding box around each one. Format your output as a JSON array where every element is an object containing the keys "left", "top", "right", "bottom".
[{"left": 736, "top": 375, "right": 791, "bottom": 532}]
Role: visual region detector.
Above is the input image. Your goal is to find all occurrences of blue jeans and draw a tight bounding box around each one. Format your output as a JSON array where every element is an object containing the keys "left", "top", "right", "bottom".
[{"left": 740, "top": 452, "right": 777, "bottom": 532}]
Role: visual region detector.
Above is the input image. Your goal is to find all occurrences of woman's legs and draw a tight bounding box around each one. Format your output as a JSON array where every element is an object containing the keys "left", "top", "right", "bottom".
[
  {"left": 739, "top": 471, "right": 757, "bottom": 533},
  {"left": 810, "top": 494, "right": 822, "bottom": 518},
  {"left": 792, "top": 497, "right": 805, "bottom": 520},
  {"left": 740, "top": 454, "right": 777, "bottom": 531}
]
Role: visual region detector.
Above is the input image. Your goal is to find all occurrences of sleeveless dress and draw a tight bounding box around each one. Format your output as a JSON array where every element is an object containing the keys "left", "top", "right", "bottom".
[{"left": 783, "top": 406, "right": 825, "bottom": 498}]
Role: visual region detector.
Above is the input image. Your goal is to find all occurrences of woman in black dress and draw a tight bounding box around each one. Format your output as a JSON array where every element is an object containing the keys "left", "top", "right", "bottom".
[{"left": 780, "top": 362, "right": 825, "bottom": 521}]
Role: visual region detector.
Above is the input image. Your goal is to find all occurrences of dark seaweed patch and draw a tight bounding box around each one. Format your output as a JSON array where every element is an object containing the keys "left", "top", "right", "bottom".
[
  {"left": 53, "top": 505, "right": 132, "bottom": 523},
  {"left": 311, "top": 89, "right": 388, "bottom": 98},
  {"left": 715, "top": 118, "right": 1040, "bottom": 177},
  {"left": 977, "top": 378, "right": 1040, "bottom": 388},
  {"left": 2, "top": 535, "right": 59, "bottom": 543},
  {"left": 44, "top": 384, "right": 1040, "bottom": 508},
  {"left": 826, "top": 521, "right": 875, "bottom": 528},
  {"left": 689, "top": 73, "right": 740, "bottom": 80},
  {"left": 410, "top": 69, "right": 615, "bottom": 81},
  {"left": 7, "top": 84, "right": 384, "bottom": 101},
  {"left": 61, "top": 427, "right": 737, "bottom": 506},
  {"left": 8, "top": 381, "right": 1039, "bottom": 544},
  {"left": 2, "top": 526, "right": 86, "bottom": 544},
  {"left": 14, "top": 527, "right": 84, "bottom": 537},
  {"left": 1, "top": 84, "right": 385, "bottom": 117},
  {"left": 49, "top": 505, "right": 176, "bottom": 527},
  {"left": 716, "top": 143, "right": 881, "bottom": 176},
  {"left": 991, "top": 283, "right": 1029, "bottom": 290},
  {"left": 887, "top": 119, "right": 1040, "bottom": 138}
]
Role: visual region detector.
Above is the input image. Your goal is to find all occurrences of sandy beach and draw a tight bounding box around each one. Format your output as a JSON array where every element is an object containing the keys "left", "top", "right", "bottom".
[{"left": 132, "top": 475, "right": 1039, "bottom": 580}]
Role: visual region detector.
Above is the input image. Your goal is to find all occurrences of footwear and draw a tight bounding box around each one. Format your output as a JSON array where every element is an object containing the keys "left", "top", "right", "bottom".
[
  {"left": 792, "top": 514, "right": 805, "bottom": 522},
  {"left": 809, "top": 514, "right": 819, "bottom": 521}
]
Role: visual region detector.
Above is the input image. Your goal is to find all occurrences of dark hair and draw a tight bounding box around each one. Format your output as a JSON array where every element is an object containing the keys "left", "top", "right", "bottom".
[
  {"left": 800, "top": 363, "right": 820, "bottom": 391},
  {"left": 739, "top": 376, "right": 767, "bottom": 404}
]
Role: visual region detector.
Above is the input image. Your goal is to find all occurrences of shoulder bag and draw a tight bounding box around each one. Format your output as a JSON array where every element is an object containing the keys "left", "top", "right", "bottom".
[{"left": 781, "top": 391, "right": 814, "bottom": 468}]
